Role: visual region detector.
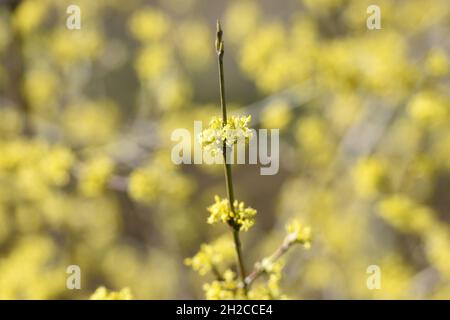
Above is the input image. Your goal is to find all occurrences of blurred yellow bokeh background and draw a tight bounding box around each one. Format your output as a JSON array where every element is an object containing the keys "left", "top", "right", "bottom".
[{"left": 0, "top": 0, "right": 449, "bottom": 299}]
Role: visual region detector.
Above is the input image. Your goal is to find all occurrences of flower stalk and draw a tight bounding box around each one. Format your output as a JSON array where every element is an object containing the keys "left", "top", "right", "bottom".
[{"left": 216, "top": 20, "right": 248, "bottom": 295}]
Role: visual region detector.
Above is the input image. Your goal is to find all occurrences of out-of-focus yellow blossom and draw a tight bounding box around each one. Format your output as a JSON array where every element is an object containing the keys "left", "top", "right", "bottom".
[
  {"left": 378, "top": 195, "right": 435, "bottom": 234},
  {"left": 90, "top": 286, "right": 133, "bottom": 300},
  {"left": 40, "top": 146, "right": 74, "bottom": 187},
  {"left": 135, "top": 45, "right": 172, "bottom": 81},
  {"left": 407, "top": 91, "right": 449, "bottom": 125},
  {"left": 102, "top": 246, "right": 179, "bottom": 299},
  {"left": 63, "top": 100, "right": 119, "bottom": 146},
  {"left": 78, "top": 156, "right": 114, "bottom": 197},
  {"left": 185, "top": 235, "right": 235, "bottom": 276},
  {"left": 23, "top": 69, "right": 58, "bottom": 109},
  {"left": 207, "top": 196, "right": 257, "bottom": 232},
  {"left": 199, "top": 115, "right": 253, "bottom": 156},
  {"left": 295, "top": 115, "right": 334, "bottom": 167},
  {"left": 155, "top": 75, "right": 192, "bottom": 111},
  {"left": 127, "top": 169, "right": 156, "bottom": 202},
  {"left": 128, "top": 8, "right": 169, "bottom": 42},
  {"left": 425, "top": 48, "right": 449, "bottom": 77},
  {"left": 240, "top": 23, "right": 293, "bottom": 92},
  {"left": 0, "top": 139, "right": 36, "bottom": 171},
  {"left": 240, "top": 23, "right": 285, "bottom": 75},
  {"left": 352, "top": 157, "right": 387, "bottom": 198},
  {"left": 225, "top": 0, "right": 261, "bottom": 43},
  {"left": 128, "top": 162, "right": 191, "bottom": 204},
  {"left": 260, "top": 100, "right": 292, "bottom": 130},
  {"left": 0, "top": 236, "right": 66, "bottom": 299},
  {"left": 12, "top": 0, "right": 48, "bottom": 35},
  {"left": 177, "top": 21, "right": 212, "bottom": 71},
  {"left": 424, "top": 227, "right": 450, "bottom": 278},
  {"left": 328, "top": 92, "right": 362, "bottom": 132},
  {"left": 50, "top": 29, "right": 103, "bottom": 66},
  {"left": 319, "top": 32, "right": 416, "bottom": 99},
  {"left": 286, "top": 220, "right": 312, "bottom": 248},
  {"left": 396, "top": 0, "right": 449, "bottom": 33},
  {"left": 16, "top": 165, "right": 50, "bottom": 200},
  {"left": 0, "top": 0, "right": 449, "bottom": 301}
]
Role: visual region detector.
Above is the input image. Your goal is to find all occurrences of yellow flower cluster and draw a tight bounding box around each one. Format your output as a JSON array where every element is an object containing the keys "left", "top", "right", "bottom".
[
  {"left": 378, "top": 195, "right": 435, "bottom": 234},
  {"left": 207, "top": 196, "right": 257, "bottom": 232},
  {"left": 260, "top": 99, "right": 292, "bottom": 130},
  {"left": 78, "top": 156, "right": 114, "bottom": 197},
  {"left": 12, "top": 0, "right": 47, "bottom": 35},
  {"left": 286, "top": 220, "right": 312, "bottom": 249},
  {"left": 199, "top": 116, "right": 253, "bottom": 156},
  {"left": 128, "top": 8, "right": 169, "bottom": 42},
  {"left": 184, "top": 236, "right": 235, "bottom": 276},
  {"left": 63, "top": 100, "right": 119, "bottom": 146},
  {"left": 0, "top": 140, "right": 75, "bottom": 200},
  {"left": 203, "top": 261, "right": 287, "bottom": 300},
  {"left": 90, "top": 286, "right": 133, "bottom": 300},
  {"left": 203, "top": 269, "right": 244, "bottom": 300},
  {"left": 352, "top": 157, "right": 388, "bottom": 198},
  {"left": 407, "top": 90, "right": 449, "bottom": 125},
  {"left": 128, "top": 161, "right": 191, "bottom": 204}
]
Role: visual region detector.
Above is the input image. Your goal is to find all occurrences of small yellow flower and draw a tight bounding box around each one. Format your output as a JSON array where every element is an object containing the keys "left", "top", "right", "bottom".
[
  {"left": 286, "top": 220, "right": 312, "bottom": 249},
  {"left": 352, "top": 157, "right": 387, "bottom": 198},
  {"left": 199, "top": 115, "right": 253, "bottom": 156},
  {"left": 207, "top": 196, "right": 257, "bottom": 232},
  {"left": 184, "top": 235, "right": 234, "bottom": 276},
  {"left": 78, "top": 156, "right": 114, "bottom": 197},
  {"left": 90, "top": 286, "right": 133, "bottom": 300},
  {"left": 425, "top": 48, "right": 449, "bottom": 77},
  {"left": 128, "top": 8, "right": 169, "bottom": 42}
]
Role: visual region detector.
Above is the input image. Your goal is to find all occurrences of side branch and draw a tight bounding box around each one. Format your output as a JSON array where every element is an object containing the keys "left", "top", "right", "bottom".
[{"left": 245, "top": 233, "right": 298, "bottom": 286}]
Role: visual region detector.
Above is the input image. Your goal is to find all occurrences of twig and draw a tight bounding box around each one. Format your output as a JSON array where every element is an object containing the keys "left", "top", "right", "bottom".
[
  {"left": 216, "top": 20, "right": 248, "bottom": 295},
  {"left": 245, "top": 233, "right": 298, "bottom": 286}
]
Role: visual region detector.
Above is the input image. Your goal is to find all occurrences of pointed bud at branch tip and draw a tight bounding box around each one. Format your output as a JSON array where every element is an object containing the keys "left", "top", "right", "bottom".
[
  {"left": 216, "top": 20, "right": 222, "bottom": 34},
  {"left": 215, "top": 19, "right": 224, "bottom": 56}
]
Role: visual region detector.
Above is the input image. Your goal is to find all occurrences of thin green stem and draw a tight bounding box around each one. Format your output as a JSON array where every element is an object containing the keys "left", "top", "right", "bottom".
[{"left": 216, "top": 20, "right": 248, "bottom": 296}]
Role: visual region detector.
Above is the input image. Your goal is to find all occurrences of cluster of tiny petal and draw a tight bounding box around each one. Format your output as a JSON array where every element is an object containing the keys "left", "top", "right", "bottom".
[
  {"left": 184, "top": 236, "right": 235, "bottom": 276},
  {"left": 207, "top": 196, "right": 257, "bottom": 231},
  {"left": 203, "top": 269, "right": 245, "bottom": 300},
  {"left": 286, "top": 220, "right": 312, "bottom": 248},
  {"left": 199, "top": 115, "right": 253, "bottom": 155},
  {"left": 90, "top": 287, "right": 133, "bottom": 300}
]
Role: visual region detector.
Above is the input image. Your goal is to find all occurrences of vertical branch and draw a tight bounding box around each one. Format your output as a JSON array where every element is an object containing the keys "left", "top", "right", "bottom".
[{"left": 215, "top": 20, "right": 248, "bottom": 295}]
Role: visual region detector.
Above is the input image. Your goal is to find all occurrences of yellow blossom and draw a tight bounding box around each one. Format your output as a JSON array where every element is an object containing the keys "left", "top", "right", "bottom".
[
  {"left": 207, "top": 196, "right": 257, "bottom": 232},
  {"left": 90, "top": 286, "right": 133, "bottom": 300}
]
